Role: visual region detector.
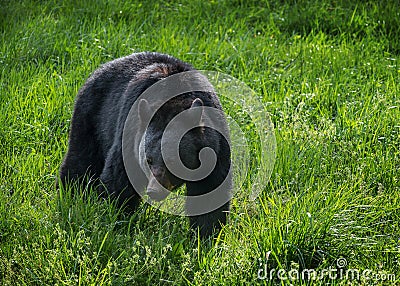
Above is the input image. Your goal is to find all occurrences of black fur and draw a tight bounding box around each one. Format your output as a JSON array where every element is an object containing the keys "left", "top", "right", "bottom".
[{"left": 59, "top": 52, "right": 231, "bottom": 238}]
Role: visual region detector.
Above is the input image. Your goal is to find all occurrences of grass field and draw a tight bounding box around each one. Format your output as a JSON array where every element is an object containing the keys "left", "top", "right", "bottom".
[{"left": 1, "top": 0, "right": 399, "bottom": 285}]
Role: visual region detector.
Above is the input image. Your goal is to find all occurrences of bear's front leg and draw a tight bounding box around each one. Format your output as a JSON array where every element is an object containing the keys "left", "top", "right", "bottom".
[
  {"left": 187, "top": 200, "right": 230, "bottom": 238},
  {"left": 186, "top": 170, "right": 232, "bottom": 238},
  {"left": 100, "top": 144, "right": 141, "bottom": 213}
]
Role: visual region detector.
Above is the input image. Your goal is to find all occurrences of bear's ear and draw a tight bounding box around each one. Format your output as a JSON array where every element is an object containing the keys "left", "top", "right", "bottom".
[
  {"left": 189, "top": 98, "right": 204, "bottom": 125},
  {"left": 138, "top": 98, "right": 151, "bottom": 124}
]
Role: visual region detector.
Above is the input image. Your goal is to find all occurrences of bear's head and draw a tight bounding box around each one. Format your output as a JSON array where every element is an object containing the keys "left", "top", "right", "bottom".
[{"left": 137, "top": 94, "right": 220, "bottom": 201}]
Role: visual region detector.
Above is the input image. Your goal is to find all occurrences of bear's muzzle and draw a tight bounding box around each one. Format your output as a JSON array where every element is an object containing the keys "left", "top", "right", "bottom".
[{"left": 146, "top": 175, "right": 174, "bottom": 201}]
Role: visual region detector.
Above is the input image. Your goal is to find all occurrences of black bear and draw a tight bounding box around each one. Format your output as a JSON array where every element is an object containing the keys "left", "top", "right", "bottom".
[{"left": 59, "top": 52, "right": 231, "bottom": 237}]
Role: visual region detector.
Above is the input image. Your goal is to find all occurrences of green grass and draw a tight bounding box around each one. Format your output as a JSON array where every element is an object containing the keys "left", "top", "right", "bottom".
[{"left": 1, "top": 0, "right": 399, "bottom": 285}]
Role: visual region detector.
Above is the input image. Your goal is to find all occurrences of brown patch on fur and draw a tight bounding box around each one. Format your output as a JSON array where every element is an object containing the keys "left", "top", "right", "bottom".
[{"left": 135, "top": 63, "right": 174, "bottom": 81}]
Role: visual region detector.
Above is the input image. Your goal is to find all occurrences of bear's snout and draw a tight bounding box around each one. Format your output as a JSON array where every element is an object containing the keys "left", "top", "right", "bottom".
[{"left": 146, "top": 174, "right": 173, "bottom": 201}]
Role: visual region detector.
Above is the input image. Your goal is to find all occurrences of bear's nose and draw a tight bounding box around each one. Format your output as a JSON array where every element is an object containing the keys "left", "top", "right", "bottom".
[
  {"left": 147, "top": 188, "right": 170, "bottom": 201},
  {"left": 146, "top": 176, "right": 171, "bottom": 201}
]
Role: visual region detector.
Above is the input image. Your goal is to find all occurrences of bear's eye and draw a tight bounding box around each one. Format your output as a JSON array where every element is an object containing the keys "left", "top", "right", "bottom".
[{"left": 146, "top": 158, "right": 153, "bottom": 165}]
